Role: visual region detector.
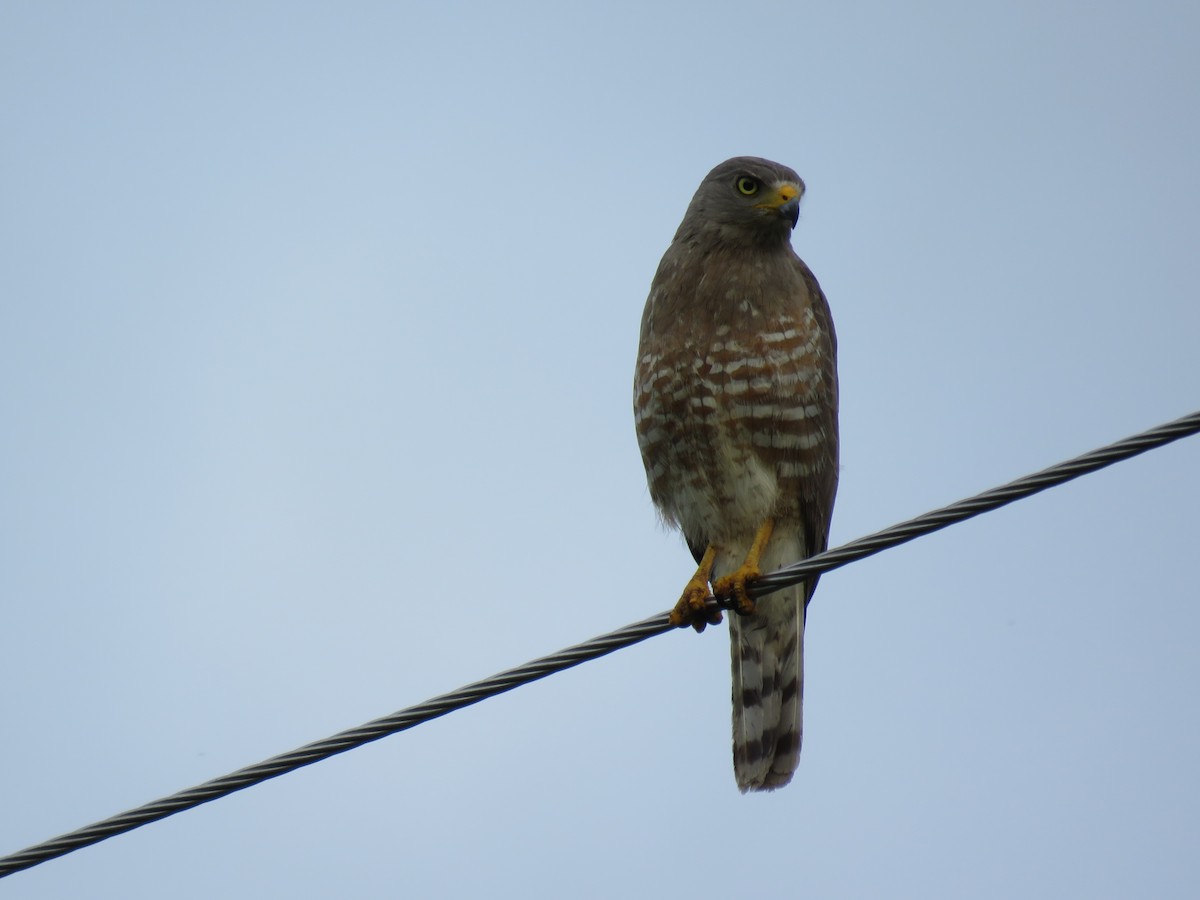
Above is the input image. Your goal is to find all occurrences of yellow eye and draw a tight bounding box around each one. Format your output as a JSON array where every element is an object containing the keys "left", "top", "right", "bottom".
[{"left": 736, "top": 176, "right": 760, "bottom": 196}]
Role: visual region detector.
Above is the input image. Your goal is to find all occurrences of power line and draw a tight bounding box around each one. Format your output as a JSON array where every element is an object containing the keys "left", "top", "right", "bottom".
[
  {"left": 1, "top": 409, "right": 1197, "bottom": 880},
  {"left": 754, "top": 409, "right": 1200, "bottom": 594}
]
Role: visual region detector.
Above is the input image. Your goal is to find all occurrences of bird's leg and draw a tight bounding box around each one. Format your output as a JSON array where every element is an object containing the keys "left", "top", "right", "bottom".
[
  {"left": 713, "top": 518, "right": 775, "bottom": 617},
  {"left": 668, "top": 544, "right": 721, "bottom": 632}
]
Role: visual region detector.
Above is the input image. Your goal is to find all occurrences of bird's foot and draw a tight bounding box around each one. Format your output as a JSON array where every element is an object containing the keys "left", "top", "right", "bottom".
[
  {"left": 668, "top": 545, "right": 720, "bottom": 632},
  {"left": 668, "top": 577, "right": 721, "bottom": 633},
  {"left": 713, "top": 565, "right": 760, "bottom": 617},
  {"left": 713, "top": 518, "right": 775, "bottom": 618}
]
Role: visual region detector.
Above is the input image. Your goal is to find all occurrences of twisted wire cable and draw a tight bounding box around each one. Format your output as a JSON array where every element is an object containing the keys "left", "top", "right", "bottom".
[
  {"left": 1, "top": 409, "right": 1197, "bottom": 879},
  {"left": 754, "top": 409, "right": 1200, "bottom": 595}
]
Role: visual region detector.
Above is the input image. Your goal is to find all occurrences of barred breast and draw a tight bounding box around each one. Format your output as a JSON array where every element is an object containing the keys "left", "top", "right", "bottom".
[{"left": 633, "top": 302, "right": 836, "bottom": 557}]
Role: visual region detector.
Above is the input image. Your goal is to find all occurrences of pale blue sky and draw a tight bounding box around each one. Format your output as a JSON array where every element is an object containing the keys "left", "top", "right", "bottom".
[{"left": 2, "top": 2, "right": 1198, "bottom": 897}]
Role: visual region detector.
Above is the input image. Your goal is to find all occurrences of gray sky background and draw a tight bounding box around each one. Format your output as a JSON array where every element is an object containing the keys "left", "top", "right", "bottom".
[{"left": 3, "top": 2, "right": 1198, "bottom": 897}]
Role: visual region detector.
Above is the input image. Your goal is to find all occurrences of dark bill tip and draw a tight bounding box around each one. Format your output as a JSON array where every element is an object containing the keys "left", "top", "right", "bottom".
[{"left": 779, "top": 197, "right": 800, "bottom": 229}]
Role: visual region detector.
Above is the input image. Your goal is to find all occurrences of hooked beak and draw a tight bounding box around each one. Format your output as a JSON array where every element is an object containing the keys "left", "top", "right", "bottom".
[
  {"left": 778, "top": 196, "right": 800, "bottom": 229},
  {"left": 756, "top": 183, "right": 802, "bottom": 229}
]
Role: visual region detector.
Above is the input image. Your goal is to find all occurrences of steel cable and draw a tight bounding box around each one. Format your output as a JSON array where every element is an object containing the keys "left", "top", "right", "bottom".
[{"left": 1, "top": 408, "right": 1197, "bottom": 879}]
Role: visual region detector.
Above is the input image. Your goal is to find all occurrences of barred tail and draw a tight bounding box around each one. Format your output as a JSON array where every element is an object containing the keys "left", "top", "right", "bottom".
[{"left": 727, "top": 549, "right": 806, "bottom": 792}]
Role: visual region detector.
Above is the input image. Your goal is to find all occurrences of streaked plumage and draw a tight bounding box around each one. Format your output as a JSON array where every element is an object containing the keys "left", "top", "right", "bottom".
[{"left": 633, "top": 157, "right": 839, "bottom": 791}]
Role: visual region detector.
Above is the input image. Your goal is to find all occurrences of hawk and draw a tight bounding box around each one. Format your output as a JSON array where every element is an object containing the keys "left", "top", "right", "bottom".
[{"left": 633, "top": 157, "right": 839, "bottom": 791}]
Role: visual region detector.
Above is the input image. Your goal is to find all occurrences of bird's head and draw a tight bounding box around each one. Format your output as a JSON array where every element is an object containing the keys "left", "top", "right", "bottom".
[{"left": 677, "top": 156, "right": 806, "bottom": 247}]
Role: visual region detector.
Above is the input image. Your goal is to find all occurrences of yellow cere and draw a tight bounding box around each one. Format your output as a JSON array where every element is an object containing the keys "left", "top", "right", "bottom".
[{"left": 755, "top": 183, "right": 800, "bottom": 210}]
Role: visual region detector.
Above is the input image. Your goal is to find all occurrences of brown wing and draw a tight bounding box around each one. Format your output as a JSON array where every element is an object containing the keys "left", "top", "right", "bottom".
[{"left": 793, "top": 257, "right": 839, "bottom": 602}]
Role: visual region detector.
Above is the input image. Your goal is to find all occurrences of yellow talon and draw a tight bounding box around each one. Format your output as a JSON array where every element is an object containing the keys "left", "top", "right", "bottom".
[
  {"left": 713, "top": 519, "right": 774, "bottom": 617},
  {"left": 669, "top": 545, "right": 722, "bottom": 632}
]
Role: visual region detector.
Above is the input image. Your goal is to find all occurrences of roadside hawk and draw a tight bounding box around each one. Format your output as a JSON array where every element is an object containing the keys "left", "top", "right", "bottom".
[{"left": 633, "top": 156, "right": 839, "bottom": 791}]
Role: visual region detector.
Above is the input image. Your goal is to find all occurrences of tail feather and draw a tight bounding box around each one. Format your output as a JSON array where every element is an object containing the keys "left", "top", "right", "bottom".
[{"left": 725, "top": 539, "right": 806, "bottom": 792}]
